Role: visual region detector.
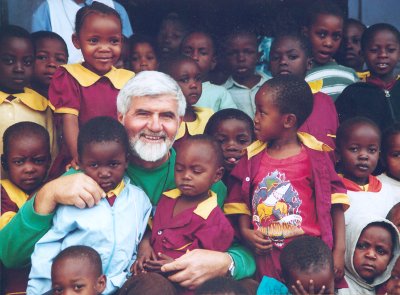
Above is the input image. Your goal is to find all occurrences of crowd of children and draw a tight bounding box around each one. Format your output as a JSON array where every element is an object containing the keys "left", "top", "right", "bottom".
[{"left": 1, "top": 0, "right": 400, "bottom": 294}]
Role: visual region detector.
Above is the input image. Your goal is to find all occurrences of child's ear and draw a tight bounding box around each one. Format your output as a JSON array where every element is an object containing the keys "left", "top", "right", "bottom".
[
  {"left": 210, "top": 54, "right": 217, "bottom": 71},
  {"left": 214, "top": 166, "right": 225, "bottom": 183},
  {"left": 72, "top": 33, "right": 81, "bottom": 50},
  {"left": 95, "top": 274, "right": 107, "bottom": 294},
  {"left": 306, "top": 57, "right": 313, "bottom": 71},
  {"left": 1, "top": 154, "right": 8, "bottom": 171},
  {"left": 283, "top": 114, "right": 297, "bottom": 129}
]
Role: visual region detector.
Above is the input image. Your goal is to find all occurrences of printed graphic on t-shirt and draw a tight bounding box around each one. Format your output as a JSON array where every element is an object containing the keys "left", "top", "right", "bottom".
[{"left": 252, "top": 170, "right": 304, "bottom": 247}]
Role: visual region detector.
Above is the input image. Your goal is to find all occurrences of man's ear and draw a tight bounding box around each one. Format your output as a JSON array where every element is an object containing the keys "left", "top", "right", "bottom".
[
  {"left": 117, "top": 112, "right": 124, "bottom": 124},
  {"left": 96, "top": 274, "right": 107, "bottom": 294},
  {"left": 283, "top": 114, "right": 297, "bottom": 129},
  {"left": 214, "top": 166, "right": 225, "bottom": 183},
  {"left": 72, "top": 33, "right": 81, "bottom": 50}
]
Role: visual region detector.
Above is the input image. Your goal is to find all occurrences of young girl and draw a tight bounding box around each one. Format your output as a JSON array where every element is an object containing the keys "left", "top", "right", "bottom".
[
  {"left": 1, "top": 122, "right": 51, "bottom": 294},
  {"left": 0, "top": 25, "right": 57, "bottom": 175},
  {"left": 336, "top": 117, "right": 400, "bottom": 223},
  {"left": 31, "top": 31, "right": 68, "bottom": 98},
  {"left": 204, "top": 108, "right": 255, "bottom": 178},
  {"left": 379, "top": 123, "right": 400, "bottom": 189},
  {"left": 303, "top": 0, "right": 359, "bottom": 101},
  {"left": 181, "top": 30, "right": 237, "bottom": 112},
  {"left": 49, "top": 2, "right": 134, "bottom": 172},
  {"left": 162, "top": 55, "right": 214, "bottom": 149},
  {"left": 128, "top": 34, "right": 159, "bottom": 73},
  {"left": 131, "top": 135, "right": 234, "bottom": 294},
  {"left": 339, "top": 215, "right": 400, "bottom": 295},
  {"left": 336, "top": 23, "right": 400, "bottom": 132}
]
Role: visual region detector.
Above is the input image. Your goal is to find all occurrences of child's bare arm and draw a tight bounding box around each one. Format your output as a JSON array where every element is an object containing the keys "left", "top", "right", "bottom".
[
  {"left": 331, "top": 204, "right": 345, "bottom": 281},
  {"left": 63, "top": 114, "right": 80, "bottom": 170},
  {"left": 238, "top": 214, "right": 272, "bottom": 255},
  {"left": 131, "top": 230, "right": 156, "bottom": 275}
]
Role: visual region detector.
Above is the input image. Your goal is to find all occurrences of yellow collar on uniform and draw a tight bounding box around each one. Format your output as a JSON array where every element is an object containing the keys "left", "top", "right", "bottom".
[
  {"left": 0, "top": 88, "right": 53, "bottom": 111},
  {"left": 0, "top": 179, "right": 29, "bottom": 208},
  {"left": 176, "top": 107, "right": 214, "bottom": 140},
  {"left": 62, "top": 64, "right": 135, "bottom": 89},
  {"left": 106, "top": 180, "right": 125, "bottom": 197},
  {"left": 307, "top": 80, "right": 323, "bottom": 94},
  {"left": 163, "top": 188, "right": 218, "bottom": 219},
  {"left": 247, "top": 132, "right": 333, "bottom": 159}
]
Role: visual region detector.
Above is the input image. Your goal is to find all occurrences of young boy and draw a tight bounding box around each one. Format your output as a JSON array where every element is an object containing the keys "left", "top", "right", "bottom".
[
  {"left": 387, "top": 202, "right": 400, "bottom": 232},
  {"left": 28, "top": 116, "right": 152, "bottom": 294},
  {"left": 181, "top": 30, "right": 237, "bottom": 112},
  {"left": 222, "top": 29, "right": 270, "bottom": 118},
  {"left": 51, "top": 245, "right": 106, "bottom": 295},
  {"left": 303, "top": 0, "right": 359, "bottom": 101},
  {"left": 225, "top": 75, "right": 349, "bottom": 281}
]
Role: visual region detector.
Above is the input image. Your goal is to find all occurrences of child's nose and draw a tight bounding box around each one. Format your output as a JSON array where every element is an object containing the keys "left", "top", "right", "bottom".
[{"left": 323, "top": 37, "right": 333, "bottom": 48}]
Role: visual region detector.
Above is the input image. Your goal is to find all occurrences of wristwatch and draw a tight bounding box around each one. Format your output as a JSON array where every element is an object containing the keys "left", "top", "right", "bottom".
[{"left": 228, "top": 254, "right": 235, "bottom": 277}]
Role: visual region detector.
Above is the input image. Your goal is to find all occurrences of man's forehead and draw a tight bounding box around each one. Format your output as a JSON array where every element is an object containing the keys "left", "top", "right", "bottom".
[{"left": 131, "top": 95, "right": 179, "bottom": 112}]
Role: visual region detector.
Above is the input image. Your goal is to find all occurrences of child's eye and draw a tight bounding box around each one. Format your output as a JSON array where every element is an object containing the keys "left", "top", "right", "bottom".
[
  {"left": 269, "top": 54, "right": 279, "bottom": 62},
  {"left": 73, "top": 284, "right": 85, "bottom": 291},
  {"left": 36, "top": 54, "right": 47, "bottom": 61},
  {"left": 349, "top": 146, "right": 358, "bottom": 152},
  {"left": 288, "top": 54, "right": 299, "bottom": 60},
  {"left": 369, "top": 48, "right": 378, "bottom": 53},
  {"left": 239, "top": 138, "right": 250, "bottom": 144},
  {"left": 376, "top": 247, "right": 388, "bottom": 255},
  {"left": 24, "top": 58, "right": 33, "bottom": 66},
  {"left": 179, "top": 78, "right": 189, "bottom": 83},
  {"left": 34, "top": 158, "right": 46, "bottom": 165},
  {"left": 88, "top": 38, "right": 98, "bottom": 44},
  {"left": 109, "top": 162, "right": 120, "bottom": 168},
  {"left": 356, "top": 242, "right": 367, "bottom": 249},
  {"left": 388, "top": 47, "right": 398, "bottom": 54},
  {"left": 332, "top": 33, "right": 342, "bottom": 41},
  {"left": 56, "top": 56, "right": 67, "bottom": 64},
  {"left": 146, "top": 55, "right": 155, "bottom": 60},
  {"left": 317, "top": 31, "right": 327, "bottom": 38},
  {"left": 193, "top": 169, "right": 203, "bottom": 174},
  {"left": 89, "top": 163, "right": 98, "bottom": 168},
  {"left": 1, "top": 56, "right": 14, "bottom": 65},
  {"left": 182, "top": 48, "right": 193, "bottom": 56},
  {"left": 110, "top": 38, "right": 121, "bottom": 45},
  {"left": 368, "top": 148, "right": 378, "bottom": 153},
  {"left": 13, "top": 159, "right": 24, "bottom": 166},
  {"left": 52, "top": 287, "right": 63, "bottom": 294}
]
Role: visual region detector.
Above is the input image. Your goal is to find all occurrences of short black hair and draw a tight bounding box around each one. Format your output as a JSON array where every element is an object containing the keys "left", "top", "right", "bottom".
[
  {"left": 160, "top": 54, "right": 198, "bottom": 76},
  {"left": 0, "top": 25, "right": 32, "bottom": 45},
  {"left": 181, "top": 30, "right": 218, "bottom": 56},
  {"left": 271, "top": 32, "right": 313, "bottom": 58},
  {"left": 223, "top": 27, "right": 259, "bottom": 49},
  {"left": 387, "top": 202, "right": 400, "bottom": 222},
  {"left": 382, "top": 122, "right": 400, "bottom": 156},
  {"left": 52, "top": 245, "right": 103, "bottom": 278},
  {"left": 305, "top": 0, "right": 344, "bottom": 28},
  {"left": 195, "top": 276, "right": 248, "bottom": 295},
  {"left": 205, "top": 108, "right": 255, "bottom": 141},
  {"left": 77, "top": 116, "right": 129, "bottom": 159},
  {"left": 361, "top": 23, "right": 400, "bottom": 52},
  {"left": 336, "top": 117, "right": 381, "bottom": 149},
  {"left": 75, "top": 1, "right": 122, "bottom": 35},
  {"left": 31, "top": 31, "right": 68, "bottom": 58},
  {"left": 159, "top": 12, "right": 191, "bottom": 34},
  {"left": 180, "top": 134, "right": 224, "bottom": 167},
  {"left": 2, "top": 122, "right": 50, "bottom": 170},
  {"left": 280, "top": 236, "right": 333, "bottom": 282},
  {"left": 345, "top": 18, "right": 367, "bottom": 32},
  {"left": 128, "top": 34, "right": 158, "bottom": 57},
  {"left": 261, "top": 75, "right": 313, "bottom": 127}
]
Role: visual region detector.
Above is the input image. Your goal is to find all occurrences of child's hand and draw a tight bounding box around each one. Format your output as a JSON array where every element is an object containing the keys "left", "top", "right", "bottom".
[
  {"left": 241, "top": 228, "right": 272, "bottom": 255},
  {"left": 131, "top": 241, "right": 156, "bottom": 275},
  {"left": 291, "top": 279, "right": 326, "bottom": 295},
  {"left": 333, "top": 248, "right": 345, "bottom": 281},
  {"left": 66, "top": 157, "right": 80, "bottom": 171},
  {"left": 144, "top": 252, "right": 174, "bottom": 273}
]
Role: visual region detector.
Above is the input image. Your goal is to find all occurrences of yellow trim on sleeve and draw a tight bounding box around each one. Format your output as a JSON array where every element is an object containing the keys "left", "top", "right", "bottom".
[
  {"left": 0, "top": 211, "right": 17, "bottom": 230},
  {"left": 223, "top": 203, "right": 251, "bottom": 215},
  {"left": 1, "top": 179, "right": 29, "bottom": 209},
  {"left": 331, "top": 193, "right": 350, "bottom": 211},
  {"left": 174, "top": 242, "right": 193, "bottom": 251},
  {"left": 327, "top": 134, "right": 336, "bottom": 138},
  {"left": 307, "top": 80, "right": 323, "bottom": 94},
  {"left": 54, "top": 107, "right": 79, "bottom": 116}
]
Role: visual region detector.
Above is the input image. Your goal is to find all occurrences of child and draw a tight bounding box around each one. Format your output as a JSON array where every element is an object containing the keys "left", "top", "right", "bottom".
[
  {"left": 204, "top": 108, "right": 255, "bottom": 177},
  {"left": 378, "top": 256, "right": 400, "bottom": 295},
  {"left": 157, "top": 12, "right": 190, "bottom": 60},
  {"left": 387, "top": 203, "right": 400, "bottom": 232},
  {"left": 335, "top": 19, "right": 367, "bottom": 73},
  {"left": 195, "top": 277, "right": 249, "bottom": 295},
  {"left": 257, "top": 236, "right": 335, "bottom": 295},
  {"left": 28, "top": 116, "right": 152, "bottom": 294},
  {"left": 378, "top": 123, "right": 400, "bottom": 188},
  {"left": 131, "top": 136, "right": 234, "bottom": 282},
  {"left": 31, "top": 31, "right": 68, "bottom": 98},
  {"left": 303, "top": 0, "right": 359, "bottom": 101},
  {"left": 339, "top": 215, "right": 400, "bottom": 295},
  {"left": 0, "top": 25, "right": 56, "bottom": 174},
  {"left": 181, "top": 30, "right": 237, "bottom": 112},
  {"left": 128, "top": 34, "right": 159, "bottom": 73},
  {"left": 336, "top": 23, "right": 400, "bottom": 132},
  {"left": 0, "top": 122, "right": 51, "bottom": 294},
  {"left": 225, "top": 75, "right": 349, "bottom": 282},
  {"left": 336, "top": 117, "right": 400, "bottom": 222},
  {"left": 162, "top": 55, "right": 214, "bottom": 149},
  {"left": 222, "top": 28, "right": 270, "bottom": 118},
  {"left": 49, "top": 2, "right": 134, "bottom": 172},
  {"left": 268, "top": 32, "right": 339, "bottom": 150},
  {"left": 51, "top": 245, "right": 106, "bottom": 295}
]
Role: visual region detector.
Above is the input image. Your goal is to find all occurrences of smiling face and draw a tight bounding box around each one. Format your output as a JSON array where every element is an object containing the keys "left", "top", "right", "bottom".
[
  {"left": 286, "top": 266, "right": 335, "bottom": 295},
  {"left": 4, "top": 135, "right": 50, "bottom": 194},
  {"left": 79, "top": 141, "right": 127, "bottom": 192},
  {"left": 33, "top": 38, "right": 68, "bottom": 88},
  {"left": 363, "top": 29, "right": 400, "bottom": 82},
  {"left": 169, "top": 60, "right": 202, "bottom": 106},
  {"left": 305, "top": 14, "right": 343, "bottom": 65},
  {"left": 269, "top": 36, "right": 312, "bottom": 78},
  {"left": 213, "top": 118, "right": 253, "bottom": 172},
  {"left": 175, "top": 140, "right": 223, "bottom": 199},
  {"left": 129, "top": 42, "right": 158, "bottom": 73},
  {"left": 72, "top": 13, "right": 122, "bottom": 75},
  {"left": 0, "top": 36, "right": 33, "bottom": 93},
  {"left": 51, "top": 256, "right": 106, "bottom": 295},
  {"left": 353, "top": 224, "right": 393, "bottom": 284},
  {"left": 337, "top": 122, "right": 380, "bottom": 185}
]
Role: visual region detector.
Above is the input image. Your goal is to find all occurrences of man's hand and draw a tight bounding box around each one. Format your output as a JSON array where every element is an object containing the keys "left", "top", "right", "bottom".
[
  {"left": 34, "top": 173, "right": 105, "bottom": 214},
  {"left": 161, "top": 249, "right": 231, "bottom": 290},
  {"left": 241, "top": 228, "right": 272, "bottom": 255}
]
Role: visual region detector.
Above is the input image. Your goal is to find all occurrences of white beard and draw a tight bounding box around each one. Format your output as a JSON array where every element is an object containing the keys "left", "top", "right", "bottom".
[{"left": 130, "top": 131, "right": 173, "bottom": 162}]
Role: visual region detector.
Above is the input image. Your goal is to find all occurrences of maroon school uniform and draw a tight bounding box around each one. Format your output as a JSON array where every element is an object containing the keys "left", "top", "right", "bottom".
[{"left": 151, "top": 189, "right": 234, "bottom": 259}]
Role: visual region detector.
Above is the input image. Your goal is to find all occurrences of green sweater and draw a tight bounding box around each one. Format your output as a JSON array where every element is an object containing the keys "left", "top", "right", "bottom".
[
  {"left": 0, "top": 197, "right": 54, "bottom": 268},
  {"left": 126, "top": 149, "right": 255, "bottom": 279}
]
